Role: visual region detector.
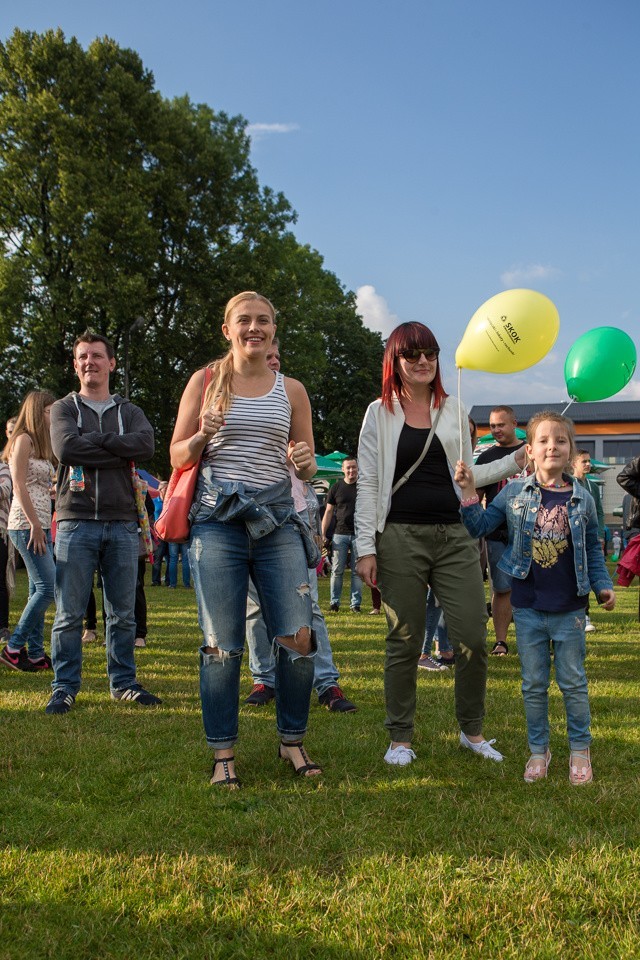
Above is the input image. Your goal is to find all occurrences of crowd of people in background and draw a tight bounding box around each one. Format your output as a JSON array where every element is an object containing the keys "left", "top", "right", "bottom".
[{"left": 0, "top": 292, "right": 636, "bottom": 790}]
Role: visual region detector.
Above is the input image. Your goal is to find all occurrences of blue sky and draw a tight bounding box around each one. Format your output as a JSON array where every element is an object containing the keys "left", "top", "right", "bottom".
[{"left": 2, "top": 1, "right": 639, "bottom": 407}]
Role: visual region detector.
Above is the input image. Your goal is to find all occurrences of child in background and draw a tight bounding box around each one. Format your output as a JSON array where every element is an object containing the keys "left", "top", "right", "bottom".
[{"left": 455, "top": 411, "right": 615, "bottom": 786}]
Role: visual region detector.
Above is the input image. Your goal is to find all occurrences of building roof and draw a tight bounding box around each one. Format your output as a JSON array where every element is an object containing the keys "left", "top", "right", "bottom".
[{"left": 469, "top": 401, "right": 640, "bottom": 424}]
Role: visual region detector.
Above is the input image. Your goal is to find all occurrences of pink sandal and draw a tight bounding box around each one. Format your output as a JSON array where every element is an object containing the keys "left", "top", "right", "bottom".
[
  {"left": 524, "top": 750, "right": 552, "bottom": 783},
  {"left": 569, "top": 748, "right": 593, "bottom": 786}
]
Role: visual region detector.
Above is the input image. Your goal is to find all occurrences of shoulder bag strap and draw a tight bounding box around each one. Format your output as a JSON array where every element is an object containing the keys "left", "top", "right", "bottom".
[{"left": 391, "top": 406, "right": 442, "bottom": 495}]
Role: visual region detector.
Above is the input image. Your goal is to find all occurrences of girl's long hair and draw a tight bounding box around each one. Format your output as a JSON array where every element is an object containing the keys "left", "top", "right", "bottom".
[
  {"left": 201, "top": 292, "right": 277, "bottom": 416},
  {"left": 381, "top": 322, "right": 448, "bottom": 412},
  {"left": 2, "top": 391, "right": 57, "bottom": 464}
]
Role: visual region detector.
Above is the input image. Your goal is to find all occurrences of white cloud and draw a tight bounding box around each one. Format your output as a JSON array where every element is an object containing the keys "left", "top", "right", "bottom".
[
  {"left": 537, "top": 350, "right": 559, "bottom": 367},
  {"left": 617, "top": 379, "right": 640, "bottom": 400},
  {"left": 500, "top": 263, "right": 561, "bottom": 287},
  {"left": 443, "top": 363, "right": 566, "bottom": 408},
  {"left": 356, "top": 285, "right": 399, "bottom": 339},
  {"left": 246, "top": 122, "right": 299, "bottom": 141}
]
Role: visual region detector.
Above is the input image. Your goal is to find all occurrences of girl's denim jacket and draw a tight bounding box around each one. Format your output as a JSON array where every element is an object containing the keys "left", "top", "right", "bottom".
[
  {"left": 191, "top": 467, "right": 320, "bottom": 568},
  {"left": 461, "top": 474, "right": 613, "bottom": 599}
]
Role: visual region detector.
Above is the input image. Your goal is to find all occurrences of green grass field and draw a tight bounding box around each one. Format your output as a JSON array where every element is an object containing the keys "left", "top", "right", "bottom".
[{"left": 1, "top": 567, "right": 639, "bottom": 959}]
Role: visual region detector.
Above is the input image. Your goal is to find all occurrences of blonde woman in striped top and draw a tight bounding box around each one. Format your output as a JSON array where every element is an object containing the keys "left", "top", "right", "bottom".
[{"left": 171, "top": 291, "right": 321, "bottom": 788}]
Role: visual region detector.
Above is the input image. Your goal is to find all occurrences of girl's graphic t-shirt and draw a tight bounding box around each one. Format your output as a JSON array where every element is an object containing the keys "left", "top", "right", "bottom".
[{"left": 511, "top": 488, "right": 588, "bottom": 612}]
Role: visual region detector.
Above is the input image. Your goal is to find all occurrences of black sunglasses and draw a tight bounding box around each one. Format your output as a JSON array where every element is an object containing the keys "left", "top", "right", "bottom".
[{"left": 398, "top": 347, "right": 439, "bottom": 363}]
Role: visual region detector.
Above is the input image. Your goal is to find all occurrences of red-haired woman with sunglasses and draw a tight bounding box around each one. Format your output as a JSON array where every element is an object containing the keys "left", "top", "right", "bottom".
[{"left": 355, "top": 322, "right": 525, "bottom": 768}]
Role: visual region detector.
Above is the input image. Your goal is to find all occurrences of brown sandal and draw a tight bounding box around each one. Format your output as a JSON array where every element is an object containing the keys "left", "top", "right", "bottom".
[
  {"left": 210, "top": 755, "right": 241, "bottom": 790},
  {"left": 278, "top": 741, "right": 322, "bottom": 778},
  {"left": 490, "top": 640, "right": 509, "bottom": 656}
]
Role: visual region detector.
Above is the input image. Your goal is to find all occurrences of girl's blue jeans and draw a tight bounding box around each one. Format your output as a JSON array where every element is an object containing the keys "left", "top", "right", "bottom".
[
  {"left": 512, "top": 607, "right": 592, "bottom": 753},
  {"left": 189, "top": 518, "right": 315, "bottom": 750},
  {"left": 8, "top": 528, "right": 55, "bottom": 661}
]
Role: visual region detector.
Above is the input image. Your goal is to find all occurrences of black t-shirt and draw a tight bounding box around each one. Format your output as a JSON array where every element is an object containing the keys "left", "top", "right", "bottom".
[
  {"left": 475, "top": 441, "right": 525, "bottom": 542},
  {"left": 386, "top": 425, "right": 460, "bottom": 525},
  {"left": 326, "top": 478, "right": 357, "bottom": 535},
  {"left": 511, "top": 487, "right": 587, "bottom": 612}
]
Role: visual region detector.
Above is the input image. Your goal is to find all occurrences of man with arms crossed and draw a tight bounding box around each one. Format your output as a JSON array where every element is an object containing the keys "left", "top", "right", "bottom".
[
  {"left": 45, "top": 331, "right": 160, "bottom": 714},
  {"left": 475, "top": 406, "right": 525, "bottom": 656}
]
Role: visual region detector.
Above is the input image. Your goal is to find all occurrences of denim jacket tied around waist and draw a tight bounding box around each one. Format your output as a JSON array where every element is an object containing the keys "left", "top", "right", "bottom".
[
  {"left": 191, "top": 468, "right": 320, "bottom": 568},
  {"left": 461, "top": 474, "right": 612, "bottom": 599}
]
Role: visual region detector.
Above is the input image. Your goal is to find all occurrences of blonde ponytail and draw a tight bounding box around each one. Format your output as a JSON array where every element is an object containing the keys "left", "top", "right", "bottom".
[{"left": 201, "top": 351, "right": 235, "bottom": 417}]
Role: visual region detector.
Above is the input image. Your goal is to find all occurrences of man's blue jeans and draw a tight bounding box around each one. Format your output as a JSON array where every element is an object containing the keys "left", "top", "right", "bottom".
[
  {"left": 247, "top": 566, "right": 339, "bottom": 696},
  {"left": 51, "top": 520, "right": 139, "bottom": 696},
  {"left": 512, "top": 607, "right": 592, "bottom": 753},
  {"left": 330, "top": 534, "right": 362, "bottom": 609},
  {"left": 189, "top": 518, "right": 315, "bottom": 749},
  {"left": 8, "top": 529, "right": 55, "bottom": 661},
  {"left": 486, "top": 539, "right": 513, "bottom": 594},
  {"left": 168, "top": 542, "right": 191, "bottom": 587}
]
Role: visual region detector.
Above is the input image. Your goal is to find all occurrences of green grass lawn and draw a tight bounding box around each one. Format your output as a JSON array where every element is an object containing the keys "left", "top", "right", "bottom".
[{"left": 1, "top": 567, "right": 639, "bottom": 959}]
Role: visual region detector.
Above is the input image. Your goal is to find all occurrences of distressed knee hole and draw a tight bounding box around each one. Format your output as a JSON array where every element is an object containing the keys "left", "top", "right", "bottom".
[
  {"left": 276, "top": 626, "right": 313, "bottom": 656},
  {"left": 202, "top": 645, "right": 242, "bottom": 662},
  {"left": 296, "top": 582, "right": 310, "bottom": 597}
]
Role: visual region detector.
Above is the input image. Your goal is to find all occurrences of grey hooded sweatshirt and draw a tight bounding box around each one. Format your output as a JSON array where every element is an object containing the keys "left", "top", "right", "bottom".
[{"left": 51, "top": 392, "right": 154, "bottom": 522}]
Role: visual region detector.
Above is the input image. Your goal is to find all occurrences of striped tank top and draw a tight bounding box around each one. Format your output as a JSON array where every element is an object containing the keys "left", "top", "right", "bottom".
[{"left": 201, "top": 371, "right": 291, "bottom": 490}]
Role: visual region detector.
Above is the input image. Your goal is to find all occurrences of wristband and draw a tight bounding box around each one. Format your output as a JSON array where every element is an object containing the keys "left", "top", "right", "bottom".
[{"left": 460, "top": 495, "right": 480, "bottom": 507}]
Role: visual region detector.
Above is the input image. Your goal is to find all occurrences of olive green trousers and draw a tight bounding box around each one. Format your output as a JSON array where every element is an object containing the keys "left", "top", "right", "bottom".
[{"left": 376, "top": 522, "right": 488, "bottom": 743}]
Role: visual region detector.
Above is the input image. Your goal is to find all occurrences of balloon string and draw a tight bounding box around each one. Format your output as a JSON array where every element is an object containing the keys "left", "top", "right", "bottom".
[
  {"left": 458, "top": 366, "right": 463, "bottom": 461},
  {"left": 561, "top": 398, "right": 575, "bottom": 416}
]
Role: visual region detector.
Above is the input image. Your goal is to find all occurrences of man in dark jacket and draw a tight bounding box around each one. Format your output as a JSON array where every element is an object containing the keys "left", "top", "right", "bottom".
[
  {"left": 45, "top": 331, "right": 161, "bottom": 714},
  {"left": 617, "top": 456, "right": 640, "bottom": 550}
]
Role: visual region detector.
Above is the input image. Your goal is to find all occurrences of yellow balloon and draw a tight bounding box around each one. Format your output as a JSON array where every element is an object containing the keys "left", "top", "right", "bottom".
[{"left": 455, "top": 289, "right": 560, "bottom": 373}]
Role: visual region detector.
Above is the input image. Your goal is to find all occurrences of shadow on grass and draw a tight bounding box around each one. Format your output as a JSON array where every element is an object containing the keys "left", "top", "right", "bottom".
[
  {"left": 2, "top": 689, "right": 640, "bottom": 867},
  {"left": 1, "top": 899, "right": 366, "bottom": 960},
  {"left": 2, "top": 572, "right": 640, "bottom": 891}
]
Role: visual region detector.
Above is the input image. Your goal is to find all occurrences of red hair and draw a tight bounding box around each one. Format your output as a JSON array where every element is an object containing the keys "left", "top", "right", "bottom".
[{"left": 381, "top": 322, "right": 448, "bottom": 412}]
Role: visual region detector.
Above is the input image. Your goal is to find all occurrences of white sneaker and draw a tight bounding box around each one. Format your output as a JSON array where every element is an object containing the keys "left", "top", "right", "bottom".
[
  {"left": 584, "top": 616, "right": 596, "bottom": 633},
  {"left": 384, "top": 744, "right": 417, "bottom": 766},
  {"left": 459, "top": 731, "right": 503, "bottom": 762}
]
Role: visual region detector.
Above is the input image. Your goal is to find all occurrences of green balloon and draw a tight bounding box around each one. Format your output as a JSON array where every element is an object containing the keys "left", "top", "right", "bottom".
[{"left": 564, "top": 327, "right": 636, "bottom": 402}]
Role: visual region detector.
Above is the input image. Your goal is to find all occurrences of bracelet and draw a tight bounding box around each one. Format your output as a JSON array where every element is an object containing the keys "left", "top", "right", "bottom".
[{"left": 460, "top": 495, "right": 479, "bottom": 507}]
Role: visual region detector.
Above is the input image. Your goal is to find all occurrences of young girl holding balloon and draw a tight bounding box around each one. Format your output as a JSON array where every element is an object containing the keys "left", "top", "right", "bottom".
[{"left": 455, "top": 411, "right": 615, "bottom": 786}]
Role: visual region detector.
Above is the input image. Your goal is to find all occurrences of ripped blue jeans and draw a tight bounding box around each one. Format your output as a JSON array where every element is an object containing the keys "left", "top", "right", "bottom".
[{"left": 189, "top": 518, "right": 315, "bottom": 749}]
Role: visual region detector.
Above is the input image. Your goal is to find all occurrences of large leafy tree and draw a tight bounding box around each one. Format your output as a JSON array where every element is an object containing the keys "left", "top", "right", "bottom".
[{"left": 0, "top": 28, "right": 383, "bottom": 469}]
